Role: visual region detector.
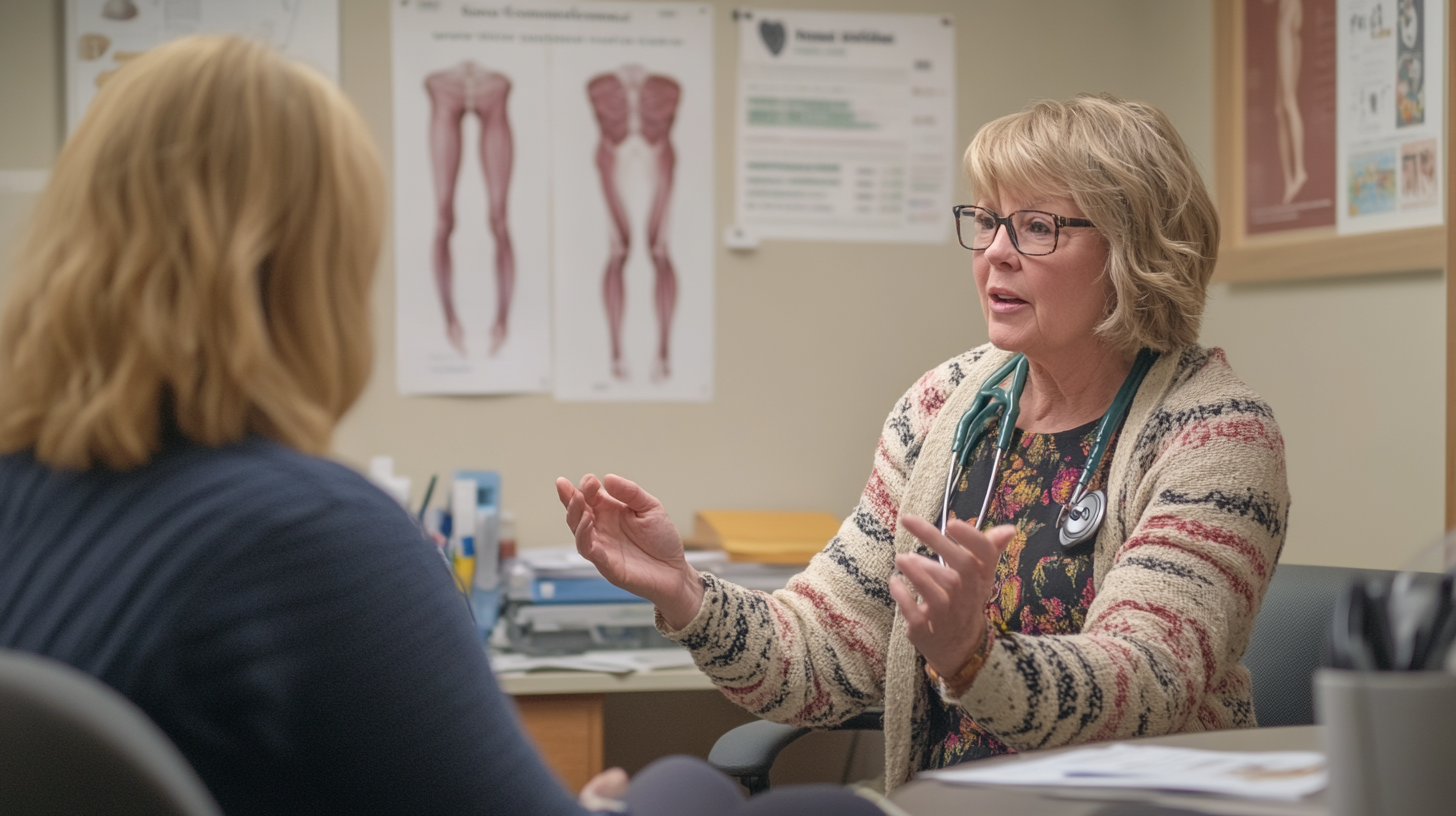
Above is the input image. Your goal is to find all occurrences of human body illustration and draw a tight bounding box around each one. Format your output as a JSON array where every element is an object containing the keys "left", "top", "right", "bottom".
[
  {"left": 425, "top": 62, "right": 515, "bottom": 355},
  {"left": 587, "top": 65, "right": 681, "bottom": 381},
  {"left": 1269, "top": 0, "right": 1308, "bottom": 204},
  {"left": 1396, "top": 0, "right": 1424, "bottom": 126}
]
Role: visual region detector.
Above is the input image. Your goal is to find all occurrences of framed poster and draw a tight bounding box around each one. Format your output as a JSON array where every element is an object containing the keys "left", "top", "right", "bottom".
[
  {"left": 65, "top": 0, "right": 339, "bottom": 133},
  {"left": 1213, "top": 0, "right": 1443, "bottom": 282}
]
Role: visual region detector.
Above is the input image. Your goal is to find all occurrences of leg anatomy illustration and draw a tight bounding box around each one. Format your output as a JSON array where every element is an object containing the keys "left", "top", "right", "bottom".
[
  {"left": 587, "top": 66, "right": 681, "bottom": 381},
  {"left": 1272, "top": 0, "right": 1307, "bottom": 204},
  {"left": 425, "top": 63, "right": 515, "bottom": 355}
]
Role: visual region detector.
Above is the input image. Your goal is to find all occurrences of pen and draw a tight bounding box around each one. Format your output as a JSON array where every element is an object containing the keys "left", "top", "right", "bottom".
[{"left": 417, "top": 474, "right": 437, "bottom": 523}]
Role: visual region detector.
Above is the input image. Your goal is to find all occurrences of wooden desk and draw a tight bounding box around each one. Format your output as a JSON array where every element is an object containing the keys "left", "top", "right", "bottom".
[
  {"left": 501, "top": 668, "right": 717, "bottom": 793},
  {"left": 889, "top": 726, "right": 1325, "bottom": 816}
]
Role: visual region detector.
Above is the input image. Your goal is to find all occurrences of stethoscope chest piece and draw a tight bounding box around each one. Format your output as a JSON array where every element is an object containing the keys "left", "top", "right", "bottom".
[{"left": 1058, "top": 489, "right": 1105, "bottom": 549}]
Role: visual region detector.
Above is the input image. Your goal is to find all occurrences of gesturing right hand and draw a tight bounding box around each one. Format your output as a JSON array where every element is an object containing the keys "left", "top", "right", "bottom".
[{"left": 555, "top": 474, "right": 705, "bottom": 630}]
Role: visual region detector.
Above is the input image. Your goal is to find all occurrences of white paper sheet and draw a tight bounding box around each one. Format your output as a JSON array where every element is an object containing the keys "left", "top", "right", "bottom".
[
  {"left": 928, "top": 743, "right": 1328, "bottom": 802},
  {"left": 549, "top": 2, "right": 715, "bottom": 402},
  {"left": 1336, "top": 0, "right": 1445, "bottom": 234},
  {"left": 732, "top": 8, "right": 956, "bottom": 244},
  {"left": 491, "top": 647, "right": 698, "bottom": 674},
  {"left": 518, "top": 544, "right": 728, "bottom": 578},
  {"left": 392, "top": 1, "right": 554, "bottom": 394},
  {"left": 65, "top": 0, "right": 339, "bottom": 133}
]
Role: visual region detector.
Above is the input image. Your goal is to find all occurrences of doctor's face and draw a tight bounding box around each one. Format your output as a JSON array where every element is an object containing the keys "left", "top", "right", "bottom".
[{"left": 971, "top": 191, "right": 1113, "bottom": 365}]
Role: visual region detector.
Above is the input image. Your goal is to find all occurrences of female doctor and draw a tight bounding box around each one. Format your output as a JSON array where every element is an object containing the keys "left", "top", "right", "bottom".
[{"left": 558, "top": 94, "right": 1290, "bottom": 788}]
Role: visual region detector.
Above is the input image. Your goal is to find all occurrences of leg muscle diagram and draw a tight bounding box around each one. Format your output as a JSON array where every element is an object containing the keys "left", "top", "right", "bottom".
[
  {"left": 587, "top": 65, "right": 681, "bottom": 380},
  {"left": 425, "top": 62, "right": 515, "bottom": 355}
]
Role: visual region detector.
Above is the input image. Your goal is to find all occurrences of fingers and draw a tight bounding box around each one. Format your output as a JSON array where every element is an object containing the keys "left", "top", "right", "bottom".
[
  {"left": 555, "top": 477, "right": 580, "bottom": 512},
  {"left": 984, "top": 523, "right": 1015, "bottom": 556},
  {"left": 889, "top": 574, "right": 928, "bottom": 629},
  {"left": 579, "top": 474, "right": 602, "bottom": 504},
  {"left": 900, "top": 514, "right": 981, "bottom": 573},
  {"left": 895, "top": 551, "right": 957, "bottom": 611},
  {"left": 601, "top": 473, "right": 661, "bottom": 514},
  {"left": 578, "top": 767, "right": 629, "bottom": 808},
  {"left": 944, "top": 518, "right": 1004, "bottom": 569},
  {"left": 558, "top": 479, "right": 588, "bottom": 532},
  {"left": 571, "top": 505, "right": 592, "bottom": 546}
]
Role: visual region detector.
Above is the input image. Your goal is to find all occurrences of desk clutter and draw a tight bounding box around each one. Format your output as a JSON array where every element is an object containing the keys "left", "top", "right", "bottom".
[
  {"left": 366, "top": 460, "right": 818, "bottom": 662},
  {"left": 499, "top": 547, "right": 801, "bottom": 656}
]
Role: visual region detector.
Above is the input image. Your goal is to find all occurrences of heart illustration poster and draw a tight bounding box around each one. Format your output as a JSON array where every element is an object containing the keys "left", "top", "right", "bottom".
[{"left": 732, "top": 9, "right": 956, "bottom": 244}]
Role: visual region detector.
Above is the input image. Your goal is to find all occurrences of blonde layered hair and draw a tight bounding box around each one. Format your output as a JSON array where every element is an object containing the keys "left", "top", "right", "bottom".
[
  {"left": 0, "top": 36, "right": 384, "bottom": 470},
  {"left": 965, "top": 94, "right": 1219, "bottom": 353}
]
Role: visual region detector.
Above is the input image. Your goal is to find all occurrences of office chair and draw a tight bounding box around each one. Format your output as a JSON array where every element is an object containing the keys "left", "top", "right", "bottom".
[
  {"left": 709, "top": 562, "right": 1407, "bottom": 790},
  {"left": 0, "top": 649, "right": 222, "bottom": 815},
  {"left": 1242, "top": 563, "right": 1403, "bottom": 727}
]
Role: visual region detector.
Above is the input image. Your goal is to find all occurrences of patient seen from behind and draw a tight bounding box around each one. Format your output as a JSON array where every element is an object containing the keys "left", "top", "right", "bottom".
[{"left": 0, "top": 35, "right": 878, "bottom": 816}]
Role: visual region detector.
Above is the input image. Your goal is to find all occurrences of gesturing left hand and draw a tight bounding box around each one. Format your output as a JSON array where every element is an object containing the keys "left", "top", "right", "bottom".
[{"left": 890, "top": 515, "right": 1014, "bottom": 681}]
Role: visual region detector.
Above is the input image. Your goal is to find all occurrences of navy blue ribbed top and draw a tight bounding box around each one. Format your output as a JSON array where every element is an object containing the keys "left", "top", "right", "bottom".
[{"left": 0, "top": 436, "right": 584, "bottom": 816}]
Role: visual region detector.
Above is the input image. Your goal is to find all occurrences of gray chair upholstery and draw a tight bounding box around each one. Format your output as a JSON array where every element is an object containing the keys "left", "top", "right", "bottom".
[
  {"left": 0, "top": 649, "right": 221, "bottom": 816},
  {"left": 1242, "top": 563, "right": 1401, "bottom": 727},
  {"left": 709, "top": 561, "right": 1405, "bottom": 789}
]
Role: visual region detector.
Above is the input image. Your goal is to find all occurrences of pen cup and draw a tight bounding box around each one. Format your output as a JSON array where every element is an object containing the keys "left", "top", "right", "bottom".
[{"left": 1315, "top": 668, "right": 1456, "bottom": 816}]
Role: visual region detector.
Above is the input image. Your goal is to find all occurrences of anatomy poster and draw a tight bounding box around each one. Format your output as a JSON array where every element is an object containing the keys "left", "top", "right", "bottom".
[
  {"left": 392, "top": 2, "right": 554, "bottom": 394},
  {"left": 65, "top": 0, "right": 339, "bottom": 132},
  {"left": 731, "top": 9, "right": 956, "bottom": 244},
  {"left": 1243, "top": 0, "right": 1337, "bottom": 235},
  {"left": 549, "top": 4, "right": 715, "bottom": 401},
  {"left": 1336, "top": 0, "right": 1444, "bottom": 234}
]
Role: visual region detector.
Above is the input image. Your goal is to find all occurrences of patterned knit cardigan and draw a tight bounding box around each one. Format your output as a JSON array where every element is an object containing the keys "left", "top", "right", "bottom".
[{"left": 662, "top": 343, "right": 1290, "bottom": 789}]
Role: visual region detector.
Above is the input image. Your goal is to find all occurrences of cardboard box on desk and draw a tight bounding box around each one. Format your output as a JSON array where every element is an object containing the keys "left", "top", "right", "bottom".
[{"left": 684, "top": 510, "right": 841, "bottom": 566}]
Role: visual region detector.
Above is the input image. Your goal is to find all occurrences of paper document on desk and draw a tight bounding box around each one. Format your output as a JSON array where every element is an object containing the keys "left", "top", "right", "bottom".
[
  {"left": 491, "top": 648, "right": 698, "bottom": 675},
  {"left": 518, "top": 546, "right": 728, "bottom": 578},
  {"left": 927, "top": 744, "right": 1326, "bottom": 801}
]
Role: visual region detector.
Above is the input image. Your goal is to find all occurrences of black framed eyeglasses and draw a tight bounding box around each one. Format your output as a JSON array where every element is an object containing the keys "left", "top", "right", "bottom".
[{"left": 952, "top": 205, "right": 1095, "bottom": 256}]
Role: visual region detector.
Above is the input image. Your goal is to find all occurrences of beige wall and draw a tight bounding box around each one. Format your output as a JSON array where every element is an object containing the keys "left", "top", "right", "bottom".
[{"left": 0, "top": 0, "right": 1444, "bottom": 570}]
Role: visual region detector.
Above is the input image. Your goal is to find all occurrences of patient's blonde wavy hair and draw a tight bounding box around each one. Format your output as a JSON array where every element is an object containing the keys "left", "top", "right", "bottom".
[
  {"left": 965, "top": 94, "right": 1219, "bottom": 354},
  {"left": 0, "top": 35, "right": 384, "bottom": 470}
]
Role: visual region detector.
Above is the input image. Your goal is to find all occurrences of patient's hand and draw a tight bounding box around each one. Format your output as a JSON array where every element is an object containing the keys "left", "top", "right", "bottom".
[
  {"left": 578, "top": 766, "right": 628, "bottom": 812},
  {"left": 555, "top": 474, "right": 704, "bottom": 629}
]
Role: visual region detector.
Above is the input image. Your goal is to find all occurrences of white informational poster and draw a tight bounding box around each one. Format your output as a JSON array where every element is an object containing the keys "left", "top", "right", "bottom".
[
  {"left": 1337, "top": 0, "right": 1444, "bottom": 234},
  {"left": 549, "top": 3, "right": 715, "bottom": 401},
  {"left": 731, "top": 9, "right": 955, "bottom": 244},
  {"left": 65, "top": 0, "right": 339, "bottom": 133},
  {"left": 393, "top": 2, "right": 554, "bottom": 395}
]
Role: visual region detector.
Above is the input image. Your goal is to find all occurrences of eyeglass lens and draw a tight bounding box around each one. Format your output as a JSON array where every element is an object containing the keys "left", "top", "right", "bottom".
[{"left": 960, "top": 207, "right": 1061, "bottom": 255}]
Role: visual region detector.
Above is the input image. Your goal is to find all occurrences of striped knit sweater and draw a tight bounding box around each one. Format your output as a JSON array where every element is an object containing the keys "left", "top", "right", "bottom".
[{"left": 662, "top": 344, "right": 1290, "bottom": 789}]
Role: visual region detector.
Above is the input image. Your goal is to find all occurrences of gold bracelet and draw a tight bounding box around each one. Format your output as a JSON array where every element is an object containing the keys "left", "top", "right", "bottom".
[{"left": 925, "top": 626, "right": 995, "bottom": 700}]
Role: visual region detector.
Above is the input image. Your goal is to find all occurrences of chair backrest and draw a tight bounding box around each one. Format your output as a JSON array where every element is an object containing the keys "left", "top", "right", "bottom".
[
  {"left": 1244, "top": 563, "right": 1402, "bottom": 727},
  {"left": 0, "top": 649, "right": 221, "bottom": 816}
]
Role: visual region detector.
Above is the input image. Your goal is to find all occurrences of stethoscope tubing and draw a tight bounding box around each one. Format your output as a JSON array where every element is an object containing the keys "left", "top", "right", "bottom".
[{"left": 939, "top": 349, "right": 1158, "bottom": 553}]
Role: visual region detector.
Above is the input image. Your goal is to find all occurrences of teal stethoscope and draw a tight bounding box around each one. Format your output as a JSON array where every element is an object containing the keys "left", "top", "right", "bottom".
[{"left": 938, "top": 348, "right": 1159, "bottom": 549}]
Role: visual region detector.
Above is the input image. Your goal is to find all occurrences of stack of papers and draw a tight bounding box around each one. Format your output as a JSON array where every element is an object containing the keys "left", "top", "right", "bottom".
[
  {"left": 516, "top": 546, "right": 730, "bottom": 578},
  {"left": 513, "top": 546, "right": 800, "bottom": 595},
  {"left": 927, "top": 744, "right": 1327, "bottom": 802},
  {"left": 491, "top": 648, "right": 698, "bottom": 675}
]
